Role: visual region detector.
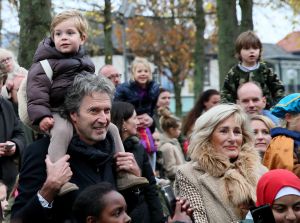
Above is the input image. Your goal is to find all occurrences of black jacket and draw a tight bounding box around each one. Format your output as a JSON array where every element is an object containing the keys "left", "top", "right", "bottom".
[
  {"left": 0, "top": 97, "right": 25, "bottom": 192},
  {"left": 122, "top": 136, "right": 164, "bottom": 223},
  {"left": 11, "top": 133, "right": 116, "bottom": 223}
]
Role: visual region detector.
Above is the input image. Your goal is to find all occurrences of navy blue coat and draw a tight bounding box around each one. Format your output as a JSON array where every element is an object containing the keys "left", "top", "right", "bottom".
[{"left": 114, "top": 80, "right": 160, "bottom": 117}]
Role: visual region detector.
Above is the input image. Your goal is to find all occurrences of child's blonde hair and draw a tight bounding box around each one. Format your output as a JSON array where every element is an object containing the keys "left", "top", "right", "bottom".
[
  {"left": 130, "top": 57, "right": 152, "bottom": 81},
  {"left": 50, "top": 10, "right": 88, "bottom": 39},
  {"left": 235, "top": 30, "right": 262, "bottom": 62}
]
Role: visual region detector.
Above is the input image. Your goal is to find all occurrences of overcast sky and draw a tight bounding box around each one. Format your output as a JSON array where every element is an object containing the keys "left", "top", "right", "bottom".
[
  {"left": 2, "top": 0, "right": 300, "bottom": 45},
  {"left": 253, "top": 2, "right": 300, "bottom": 43}
]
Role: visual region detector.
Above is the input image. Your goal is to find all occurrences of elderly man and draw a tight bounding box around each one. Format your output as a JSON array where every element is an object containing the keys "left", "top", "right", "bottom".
[
  {"left": 0, "top": 73, "right": 25, "bottom": 195},
  {"left": 98, "top": 64, "right": 122, "bottom": 87},
  {"left": 11, "top": 74, "right": 140, "bottom": 223},
  {"left": 237, "top": 81, "right": 279, "bottom": 125}
]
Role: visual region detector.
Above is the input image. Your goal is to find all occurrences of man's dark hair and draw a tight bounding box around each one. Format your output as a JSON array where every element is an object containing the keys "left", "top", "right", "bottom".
[
  {"left": 62, "top": 72, "right": 115, "bottom": 120},
  {"left": 72, "top": 182, "right": 114, "bottom": 223}
]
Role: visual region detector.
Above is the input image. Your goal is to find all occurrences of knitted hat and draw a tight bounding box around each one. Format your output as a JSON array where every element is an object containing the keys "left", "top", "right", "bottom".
[
  {"left": 271, "top": 93, "right": 300, "bottom": 118},
  {"left": 256, "top": 169, "right": 300, "bottom": 206}
]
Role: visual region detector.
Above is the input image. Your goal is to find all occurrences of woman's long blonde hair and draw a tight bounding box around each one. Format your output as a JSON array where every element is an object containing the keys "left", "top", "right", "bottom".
[{"left": 188, "top": 104, "right": 254, "bottom": 161}]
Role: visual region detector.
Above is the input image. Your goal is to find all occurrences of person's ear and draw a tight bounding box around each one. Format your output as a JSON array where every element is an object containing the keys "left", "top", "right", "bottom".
[
  {"left": 86, "top": 216, "right": 97, "bottom": 223},
  {"left": 70, "top": 112, "right": 78, "bottom": 124},
  {"left": 80, "top": 34, "right": 87, "bottom": 45},
  {"left": 236, "top": 99, "right": 240, "bottom": 105},
  {"left": 262, "top": 96, "right": 267, "bottom": 108},
  {"left": 285, "top": 113, "right": 293, "bottom": 123}
]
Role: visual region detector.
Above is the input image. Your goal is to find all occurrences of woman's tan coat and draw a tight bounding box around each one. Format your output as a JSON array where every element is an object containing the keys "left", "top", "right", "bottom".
[{"left": 174, "top": 144, "right": 267, "bottom": 223}]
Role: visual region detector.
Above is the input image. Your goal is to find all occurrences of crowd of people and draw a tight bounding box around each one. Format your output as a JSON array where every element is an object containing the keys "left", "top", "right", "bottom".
[{"left": 0, "top": 9, "right": 299, "bottom": 223}]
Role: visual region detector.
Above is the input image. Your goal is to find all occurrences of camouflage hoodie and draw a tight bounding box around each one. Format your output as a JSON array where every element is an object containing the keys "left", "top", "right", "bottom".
[{"left": 221, "top": 62, "right": 285, "bottom": 109}]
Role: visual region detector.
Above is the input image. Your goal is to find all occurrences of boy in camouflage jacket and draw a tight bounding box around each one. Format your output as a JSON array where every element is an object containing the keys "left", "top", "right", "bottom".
[{"left": 221, "top": 31, "right": 285, "bottom": 109}]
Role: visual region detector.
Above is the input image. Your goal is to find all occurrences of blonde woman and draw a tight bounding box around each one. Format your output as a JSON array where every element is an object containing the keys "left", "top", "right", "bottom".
[
  {"left": 250, "top": 115, "right": 275, "bottom": 157},
  {"left": 175, "top": 104, "right": 267, "bottom": 222}
]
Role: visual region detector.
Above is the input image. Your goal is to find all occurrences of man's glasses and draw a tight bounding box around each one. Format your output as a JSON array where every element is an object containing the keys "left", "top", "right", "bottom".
[
  {"left": 0, "top": 57, "right": 12, "bottom": 64},
  {"left": 108, "top": 73, "right": 122, "bottom": 80}
]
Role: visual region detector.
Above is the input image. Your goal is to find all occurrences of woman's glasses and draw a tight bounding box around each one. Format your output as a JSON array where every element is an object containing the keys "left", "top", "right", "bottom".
[{"left": 0, "top": 57, "right": 12, "bottom": 64}]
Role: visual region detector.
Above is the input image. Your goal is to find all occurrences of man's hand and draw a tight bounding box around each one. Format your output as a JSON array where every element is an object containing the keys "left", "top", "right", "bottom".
[
  {"left": 115, "top": 152, "right": 141, "bottom": 177},
  {"left": 39, "top": 117, "right": 54, "bottom": 132},
  {"left": 39, "top": 155, "right": 73, "bottom": 203},
  {"left": 168, "top": 197, "right": 194, "bottom": 223}
]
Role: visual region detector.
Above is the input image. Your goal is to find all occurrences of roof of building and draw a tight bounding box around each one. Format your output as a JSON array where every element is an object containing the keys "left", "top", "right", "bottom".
[
  {"left": 277, "top": 31, "right": 300, "bottom": 53},
  {"left": 262, "top": 43, "right": 300, "bottom": 60}
]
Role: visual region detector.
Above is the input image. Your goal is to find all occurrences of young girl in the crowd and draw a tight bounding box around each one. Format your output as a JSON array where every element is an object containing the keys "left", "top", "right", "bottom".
[
  {"left": 263, "top": 93, "right": 300, "bottom": 177},
  {"left": 159, "top": 108, "right": 186, "bottom": 183},
  {"left": 114, "top": 57, "right": 160, "bottom": 170}
]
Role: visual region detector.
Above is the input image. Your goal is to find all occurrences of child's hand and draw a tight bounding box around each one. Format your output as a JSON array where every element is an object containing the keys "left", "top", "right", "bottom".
[
  {"left": 39, "top": 117, "right": 54, "bottom": 132},
  {"left": 137, "top": 113, "right": 153, "bottom": 128}
]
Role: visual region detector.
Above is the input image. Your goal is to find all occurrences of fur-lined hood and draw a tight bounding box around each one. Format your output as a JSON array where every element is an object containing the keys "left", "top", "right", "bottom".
[{"left": 193, "top": 143, "right": 266, "bottom": 210}]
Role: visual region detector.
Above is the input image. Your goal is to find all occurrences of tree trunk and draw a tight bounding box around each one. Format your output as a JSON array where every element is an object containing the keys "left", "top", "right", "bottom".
[
  {"left": 239, "top": 0, "right": 253, "bottom": 32},
  {"left": 173, "top": 72, "right": 182, "bottom": 117},
  {"left": 193, "top": 0, "right": 205, "bottom": 99},
  {"left": 104, "top": 0, "right": 113, "bottom": 64},
  {"left": 18, "top": 0, "right": 51, "bottom": 69},
  {"left": 216, "top": 0, "right": 238, "bottom": 88}
]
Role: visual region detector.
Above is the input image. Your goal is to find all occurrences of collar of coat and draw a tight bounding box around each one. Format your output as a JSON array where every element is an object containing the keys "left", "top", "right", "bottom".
[{"left": 192, "top": 143, "right": 262, "bottom": 208}]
